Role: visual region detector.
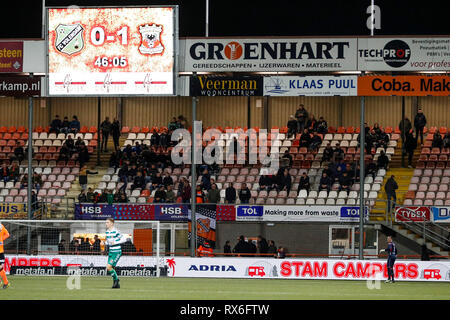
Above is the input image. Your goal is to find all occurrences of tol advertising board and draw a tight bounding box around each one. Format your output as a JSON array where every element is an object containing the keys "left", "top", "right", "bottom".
[
  {"left": 166, "top": 257, "right": 450, "bottom": 282},
  {"left": 358, "top": 38, "right": 450, "bottom": 71},
  {"left": 47, "top": 6, "right": 176, "bottom": 96},
  {"left": 236, "top": 205, "right": 367, "bottom": 222},
  {"left": 181, "top": 38, "right": 357, "bottom": 72}
]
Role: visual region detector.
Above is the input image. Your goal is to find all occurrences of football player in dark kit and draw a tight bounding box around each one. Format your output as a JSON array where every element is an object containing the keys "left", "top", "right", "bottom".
[{"left": 380, "top": 236, "right": 397, "bottom": 283}]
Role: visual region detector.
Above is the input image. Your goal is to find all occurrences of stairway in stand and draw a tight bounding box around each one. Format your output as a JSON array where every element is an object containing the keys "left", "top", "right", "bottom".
[{"left": 370, "top": 140, "right": 418, "bottom": 222}]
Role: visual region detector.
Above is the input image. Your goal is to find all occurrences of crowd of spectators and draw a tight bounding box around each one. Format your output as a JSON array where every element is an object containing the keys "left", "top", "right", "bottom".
[
  {"left": 227, "top": 235, "right": 285, "bottom": 258},
  {"left": 60, "top": 235, "right": 137, "bottom": 255},
  {"left": 49, "top": 115, "right": 81, "bottom": 135}
]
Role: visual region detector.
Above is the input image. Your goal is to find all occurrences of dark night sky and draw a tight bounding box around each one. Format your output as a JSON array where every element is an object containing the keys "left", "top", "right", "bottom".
[{"left": 0, "top": 0, "right": 448, "bottom": 38}]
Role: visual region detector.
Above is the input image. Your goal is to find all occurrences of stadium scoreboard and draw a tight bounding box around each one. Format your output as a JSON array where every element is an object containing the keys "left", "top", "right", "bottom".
[{"left": 46, "top": 6, "right": 177, "bottom": 96}]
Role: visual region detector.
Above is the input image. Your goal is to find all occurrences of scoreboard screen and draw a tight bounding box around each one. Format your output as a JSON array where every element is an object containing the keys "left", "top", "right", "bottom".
[{"left": 47, "top": 7, "right": 176, "bottom": 96}]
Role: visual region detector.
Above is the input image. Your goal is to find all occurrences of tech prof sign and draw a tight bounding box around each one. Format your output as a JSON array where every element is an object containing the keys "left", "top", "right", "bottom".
[
  {"left": 358, "top": 37, "right": 450, "bottom": 71},
  {"left": 181, "top": 38, "right": 357, "bottom": 72}
]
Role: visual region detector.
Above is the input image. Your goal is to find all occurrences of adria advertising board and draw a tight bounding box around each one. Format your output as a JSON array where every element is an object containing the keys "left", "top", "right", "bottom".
[
  {"left": 6, "top": 255, "right": 450, "bottom": 282},
  {"left": 166, "top": 257, "right": 450, "bottom": 282}
]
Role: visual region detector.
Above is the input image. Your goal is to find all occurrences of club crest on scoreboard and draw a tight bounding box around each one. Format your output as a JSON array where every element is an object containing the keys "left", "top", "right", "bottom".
[
  {"left": 54, "top": 23, "right": 85, "bottom": 56},
  {"left": 138, "top": 23, "right": 164, "bottom": 55}
]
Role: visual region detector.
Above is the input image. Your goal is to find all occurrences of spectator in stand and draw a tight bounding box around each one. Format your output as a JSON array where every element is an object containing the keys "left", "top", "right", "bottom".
[
  {"left": 74, "top": 136, "right": 83, "bottom": 152},
  {"left": 366, "top": 161, "right": 377, "bottom": 180},
  {"left": 79, "top": 166, "right": 98, "bottom": 192},
  {"left": 339, "top": 171, "right": 352, "bottom": 192},
  {"left": 118, "top": 192, "right": 128, "bottom": 203},
  {"left": 444, "top": 132, "right": 450, "bottom": 148},
  {"left": 32, "top": 172, "right": 42, "bottom": 191},
  {"left": 159, "top": 129, "right": 170, "bottom": 152},
  {"left": 233, "top": 235, "right": 247, "bottom": 255},
  {"left": 223, "top": 240, "right": 232, "bottom": 255},
  {"left": 322, "top": 143, "right": 334, "bottom": 162},
  {"left": 150, "top": 129, "right": 160, "bottom": 148},
  {"left": 12, "top": 141, "right": 25, "bottom": 163},
  {"left": 69, "top": 115, "right": 80, "bottom": 134},
  {"left": 100, "top": 117, "right": 112, "bottom": 152},
  {"left": 373, "top": 123, "right": 382, "bottom": 135},
  {"left": 332, "top": 143, "right": 345, "bottom": 163},
  {"left": 162, "top": 172, "right": 174, "bottom": 188},
  {"left": 207, "top": 183, "right": 220, "bottom": 204},
  {"left": 111, "top": 118, "right": 121, "bottom": 152},
  {"left": 432, "top": 132, "right": 444, "bottom": 149},
  {"left": 316, "top": 116, "right": 328, "bottom": 134},
  {"left": 150, "top": 172, "right": 163, "bottom": 191},
  {"left": 49, "top": 115, "right": 62, "bottom": 134},
  {"left": 257, "top": 236, "right": 268, "bottom": 256},
  {"left": 165, "top": 185, "right": 176, "bottom": 203},
  {"left": 58, "top": 239, "right": 66, "bottom": 255},
  {"left": 375, "top": 130, "right": 390, "bottom": 151},
  {"left": 239, "top": 183, "right": 251, "bottom": 204},
  {"left": 154, "top": 185, "right": 166, "bottom": 203},
  {"left": 399, "top": 117, "right": 412, "bottom": 145},
  {"left": 58, "top": 142, "right": 70, "bottom": 162},
  {"left": 106, "top": 190, "right": 114, "bottom": 205},
  {"left": 59, "top": 116, "right": 70, "bottom": 134},
  {"left": 86, "top": 187, "right": 94, "bottom": 202},
  {"left": 248, "top": 239, "right": 257, "bottom": 255},
  {"left": 309, "top": 132, "right": 322, "bottom": 152},
  {"left": 92, "top": 235, "right": 101, "bottom": 254},
  {"left": 299, "top": 128, "right": 312, "bottom": 148},
  {"left": 65, "top": 136, "right": 76, "bottom": 156},
  {"left": 295, "top": 104, "right": 308, "bottom": 133},
  {"left": 414, "top": 108, "right": 427, "bottom": 146},
  {"left": 195, "top": 185, "right": 205, "bottom": 203},
  {"left": 306, "top": 114, "right": 317, "bottom": 132},
  {"left": 131, "top": 171, "right": 145, "bottom": 191},
  {"left": 385, "top": 175, "right": 398, "bottom": 214},
  {"left": 277, "top": 246, "right": 286, "bottom": 259},
  {"left": 78, "top": 190, "right": 88, "bottom": 202},
  {"left": 404, "top": 130, "right": 417, "bottom": 168},
  {"left": 69, "top": 237, "right": 79, "bottom": 254},
  {"left": 168, "top": 117, "right": 179, "bottom": 131},
  {"left": 200, "top": 168, "right": 211, "bottom": 191},
  {"left": 298, "top": 171, "right": 310, "bottom": 194},
  {"left": 267, "top": 240, "right": 277, "bottom": 257},
  {"left": 377, "top": 150, "right": 390, "bottom": 170},
  {"left": 281, "top": 150, "right": 293, "bottom": 167},
  {"left": 181, "top": 181, "right": 191, "bottom": 203},
  {"left": 78, "top": 144, "right": 90, "bottom": 169},
  {"left": 225, "top": 184, "right": 237, "bottom": 204},
  {"left": 8, "top": 162, "right": 19, "bottom": 183},
  {"left": 0, "top": 163, "right": 9, "bottom": 183},
  {"left": 287, "top": 115, "right": 298, "bottom": 139},
  {"left": 277, "top": 169, "right": 292, "bottom": 193},
  {"left": 178, "top": 115, "right": 188, "bottom": 128},
  {"left": 319, "top": 172, "right": 332, "bottom": 193}
]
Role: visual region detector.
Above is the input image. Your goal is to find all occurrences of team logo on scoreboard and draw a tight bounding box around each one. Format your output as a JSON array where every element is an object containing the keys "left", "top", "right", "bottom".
[
  {"left": 54, "top": 23, "right": 85, "bottom": 56},
  {"left": 138, "top": 24, "right": 164, "bottom": 55}
]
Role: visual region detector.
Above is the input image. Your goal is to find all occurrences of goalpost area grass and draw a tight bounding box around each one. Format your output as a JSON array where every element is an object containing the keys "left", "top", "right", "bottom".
[{"left": 1, "top": 276, "right": 449, "bottom": 300}]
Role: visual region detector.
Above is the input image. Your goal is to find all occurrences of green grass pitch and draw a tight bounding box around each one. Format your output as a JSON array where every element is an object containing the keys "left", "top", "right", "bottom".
[{"left": 0, "top": 276, "right": 449, "bottom": 300}]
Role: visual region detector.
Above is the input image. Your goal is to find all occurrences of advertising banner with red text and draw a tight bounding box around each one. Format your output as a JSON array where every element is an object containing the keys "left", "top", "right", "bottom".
[
  {"left": 165, "top": 257, "right": 450, "bottom": 282},
  {"left": 395, "top": 206, "right": 431, "bottom": 222}
]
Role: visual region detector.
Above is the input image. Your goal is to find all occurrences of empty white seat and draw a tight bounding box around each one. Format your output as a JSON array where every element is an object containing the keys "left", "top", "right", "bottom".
[
  {"left": 328, "top": 191, "right": 338, "bottom": 199},
  {"left": 336, "top": 199, "right": 346, "bottom": 205},
  {"left": 316, "top": 198, "right": 325, "bottom": 205},
  {"left": 297, "top": 189, "right": 308, "bottom": 198},
  {"left": 306, "top": 198, "right": 315, "bottom": 205},
  {"left": 326, "top": 198, "right": 335, "bottom": 205}
]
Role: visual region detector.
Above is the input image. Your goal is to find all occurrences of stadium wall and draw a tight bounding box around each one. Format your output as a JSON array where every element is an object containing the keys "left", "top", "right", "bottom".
[{"left": 0, "top": 96, "right": 447, "bottom": 130}]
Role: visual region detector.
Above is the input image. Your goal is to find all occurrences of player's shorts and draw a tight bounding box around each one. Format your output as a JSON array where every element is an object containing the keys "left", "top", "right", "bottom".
[
  {"left": 107, "top": 251, "right": 122, "bottom": 267},
  {"left": 387, "top": 255, "right": 396, "bottom": 268},
  {"left": 0, "top": 253, "right": 4, "bottom": 264}
]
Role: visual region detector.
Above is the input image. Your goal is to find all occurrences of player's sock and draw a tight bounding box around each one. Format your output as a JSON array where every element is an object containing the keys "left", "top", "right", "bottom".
[
  {"left": 0, "top": 269, "right": 8, "bottom": 285},
  {"left": 109, "top": 269, "right": 119, "bottom": 281}
]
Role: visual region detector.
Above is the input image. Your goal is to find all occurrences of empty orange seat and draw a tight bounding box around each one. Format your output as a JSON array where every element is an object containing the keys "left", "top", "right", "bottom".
[
  {"left": 89, "top": 127, "right": 97, "bottom": 133},
  {"left": 121, "top": 126, "right": 130, "bottom": 134},
  {"left": 8, "top": 126, "right": 16, "bottom": 133},
  {"left": 131, "top": 126, "right": 140, "bottom": 133},
  {"left": 141, "top": 126, "right": 150, "bottom": 133},
  {"left": 17, "top": 126, "right": 26, "bottom": 133},
  {"left": 0, "top": 127, "right": 7, "bottom": 133},
  {"left": 346, "top": 127, "right": 355, "bottom": 134},
  {"left": 80, "top": 126, "right": 89, "bottom": 133},
  {"left": 34, "top": 126, "right": 43, "bottom": 133}
]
